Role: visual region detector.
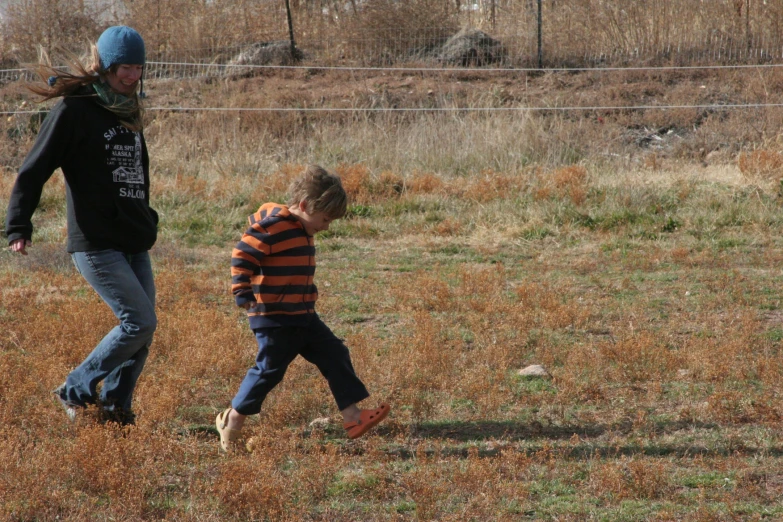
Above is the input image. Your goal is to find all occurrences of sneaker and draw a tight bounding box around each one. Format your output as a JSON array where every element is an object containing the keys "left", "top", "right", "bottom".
[{"left": 52, "top": 383, "right": 83, "bottom": 421}]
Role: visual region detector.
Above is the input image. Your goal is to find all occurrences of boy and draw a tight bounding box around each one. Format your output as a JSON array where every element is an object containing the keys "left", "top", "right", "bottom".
[{"left": 216, "top": 165, "right": 389, "bottom": 452}]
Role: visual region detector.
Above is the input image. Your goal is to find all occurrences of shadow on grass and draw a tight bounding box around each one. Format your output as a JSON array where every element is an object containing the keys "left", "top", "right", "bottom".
[
  {"left": 183, "top": 420, "right": 783, "bottom": 460},
  {"left": 408, "top": 419, "right": 608, "bottom": 441},
  {"left": 405, "top": 419, "right": 730, "bottom": 441},
  {"left": 380, "top": 419, "right": 783, "bottom": 460}
]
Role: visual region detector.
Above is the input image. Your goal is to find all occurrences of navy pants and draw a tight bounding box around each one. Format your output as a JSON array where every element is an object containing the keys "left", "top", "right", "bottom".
[{"left": 232, "top": 316, "right": 370, "bottom": 415}]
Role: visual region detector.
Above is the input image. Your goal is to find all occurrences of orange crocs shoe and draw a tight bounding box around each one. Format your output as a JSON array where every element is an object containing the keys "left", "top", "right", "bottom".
[{"left": 344, "top": 403, "right": 390, "bottom": 439}]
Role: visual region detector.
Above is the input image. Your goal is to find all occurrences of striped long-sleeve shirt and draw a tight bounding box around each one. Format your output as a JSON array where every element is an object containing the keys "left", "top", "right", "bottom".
[{"left": 231, "top": 203, "right": 317, "bottom": 328}]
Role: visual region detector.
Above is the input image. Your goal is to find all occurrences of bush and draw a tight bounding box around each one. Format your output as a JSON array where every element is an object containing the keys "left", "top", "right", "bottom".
[
  {"left": 344, "top": 0, "right": 459, "bottom": 64},
  {"left": 2, "top": 0, "right": 105, "bottom": 61}
]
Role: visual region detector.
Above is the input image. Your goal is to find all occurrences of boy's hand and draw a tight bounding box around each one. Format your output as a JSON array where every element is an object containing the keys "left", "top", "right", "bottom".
[
  {"left": 241, "top": 302, "right": 255, "bottom": 310},
  {"left": 9, "top": 239, "right": 32, "bottom": 255}
]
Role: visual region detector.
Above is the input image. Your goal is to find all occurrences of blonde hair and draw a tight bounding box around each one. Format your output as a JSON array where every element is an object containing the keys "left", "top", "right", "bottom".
[{"left": 287, "top": 165, "right": 348, "bottom": 219}]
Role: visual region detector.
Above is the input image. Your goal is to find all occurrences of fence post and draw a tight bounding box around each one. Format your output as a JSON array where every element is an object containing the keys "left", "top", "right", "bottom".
[
  {"left": 538, "top": 0, "right": 543, "bottom": 68},
  {"left": 284, "top": 0, "right": 298, "bottom": 62}
]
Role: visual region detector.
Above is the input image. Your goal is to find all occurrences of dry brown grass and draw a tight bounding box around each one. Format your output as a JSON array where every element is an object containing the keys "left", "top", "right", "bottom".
[
  {"left": 3, "top": 20, "right": 783, "bottom": 519},
  {"left": 3, "top": 161, "right": 783, "bottom": 518},
  {"left": 738, "top": 149, "right": 783, "bottom": 183}
]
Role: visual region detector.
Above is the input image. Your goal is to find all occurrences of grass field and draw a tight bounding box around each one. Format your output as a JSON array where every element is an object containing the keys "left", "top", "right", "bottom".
[{"left": 2, "top": 65, "right": 783, "bottom": 520}]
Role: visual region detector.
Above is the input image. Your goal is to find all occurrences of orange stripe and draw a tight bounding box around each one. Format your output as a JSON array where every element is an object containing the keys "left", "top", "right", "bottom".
[
  {"left": 242, "top": 235, "right": 271, "bottom": 255},
  {"left": 255, "top": 292, "right": 318, "bottom": 303},
  {"left": 261, "top": 256, "right": 313, "bottom": 267},
  {"left": 271, "top": 237, "right": 311, "bottom": 253},
  {"left": 265, "top": 220, "right": 299, "bottom": 234},
  {"left": 257, "top": 294, "right": 305, "bottom": 303},
  {"left": 232, "top": 249, "right": 259, "bottom": 265},
  {"left": 250, "top": 275, "right": 311, "bottom": 286},
  {"left": 248, "top": 310, "right": 311, "bottom": 316}
]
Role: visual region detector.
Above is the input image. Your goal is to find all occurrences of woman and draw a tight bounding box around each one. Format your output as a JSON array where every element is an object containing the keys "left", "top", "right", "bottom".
[{"left": 4, "top": 26, "right": 157, "bottom": 425}]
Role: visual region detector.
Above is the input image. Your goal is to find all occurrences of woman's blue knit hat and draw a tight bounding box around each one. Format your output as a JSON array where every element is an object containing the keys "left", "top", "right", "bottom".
[{"left": 96, "top": 26, "right": 145, "bottom": 69}]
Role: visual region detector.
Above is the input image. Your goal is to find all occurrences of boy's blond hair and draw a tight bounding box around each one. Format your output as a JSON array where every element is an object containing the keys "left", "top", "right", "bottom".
[{"left": 287, "top": 165, "right": 347, "bottom": 219}]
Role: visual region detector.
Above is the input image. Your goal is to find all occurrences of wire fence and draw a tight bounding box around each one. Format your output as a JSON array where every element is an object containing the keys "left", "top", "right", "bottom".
[
  {"left": 5, "top": 61, "right": 783, "bottom": 88},
  {"left": 4, "top": 15, "right": 783, "bottom": 117},
  {"left": 148, "top": 31, "right": 783, "bottom": 72},
  {"left": 4, "top": 25, "right": 783, "bottom": 84}
]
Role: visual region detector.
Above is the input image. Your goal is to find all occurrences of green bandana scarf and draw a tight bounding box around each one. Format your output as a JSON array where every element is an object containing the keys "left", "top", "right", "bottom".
[{"left": 92, "top": 81, "right": 143, "bottom": 131}]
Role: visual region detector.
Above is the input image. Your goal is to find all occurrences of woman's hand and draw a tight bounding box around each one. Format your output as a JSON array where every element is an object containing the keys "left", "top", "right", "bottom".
[{"left": 9, "top": 239, "right": 31, "bottom": 255}]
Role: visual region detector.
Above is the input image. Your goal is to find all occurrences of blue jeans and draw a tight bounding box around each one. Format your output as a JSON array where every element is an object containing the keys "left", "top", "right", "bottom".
[
  {"left": 232, "top": 317, "right": 370, "bottom": 415},
  {"left": 63, "top": 250, "right": 157, "bottom": 411}
]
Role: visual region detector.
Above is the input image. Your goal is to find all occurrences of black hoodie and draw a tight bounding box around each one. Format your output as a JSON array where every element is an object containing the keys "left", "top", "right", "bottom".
[{"left": 4, "top": 92, "right": 158, "bottom": 254}]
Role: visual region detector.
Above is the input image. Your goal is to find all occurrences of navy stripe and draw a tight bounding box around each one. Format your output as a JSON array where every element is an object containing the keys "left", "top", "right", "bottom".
[
  {"left": 252, "top": 284, "right": 314, "bottom": 295},
  {"left": 252, "top": 206, "right": 283, "bottom": 225},
  {"left": 231, "top": 264, "right": 314, "bottom": 279},
  {"left": 230, "top": 262, "right": 314, "bottom": 276},
  {"left": 231, "top": 257, "right": 259, "bottom": 270},
  {"left": 253, "top": 301, "right": 314, "bottom": 313},
  {"left": 242, "top": 227, "right": 271, "bottom": 243},
  {"left": 275, "top": 245, "right": 314, "bottom": 256},
  {"left": 235, "top": 241, "right": 266, "bottom": 259},
  {"left": 232, "top": 274, "right": 258, "bottom": 286},
  {"left": 264, "top": 227, "right": 307, "bottom": 246},
  {"left": 258, "top": 208, "right": 284, "bottom": 223},
  {"left": 259, "top": 266, "right": 315, "bottom": 276}
]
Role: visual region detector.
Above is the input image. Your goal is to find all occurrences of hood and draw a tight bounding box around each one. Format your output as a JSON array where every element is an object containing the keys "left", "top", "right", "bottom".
[{"left": 248, "top": 203, "right": 292, "bottom": 226}]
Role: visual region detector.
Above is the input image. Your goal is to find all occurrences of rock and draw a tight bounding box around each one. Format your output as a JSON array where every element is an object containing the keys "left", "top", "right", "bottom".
[
  {"left": 518, "top": 364, "right": 551, "bottom": 378},
  {"left": 437, "top": 28, "right": 506, "bottom": 66},
  {"left": 227, "top": 41, "right": 304, "bottom": 76},
  {"left": 309, "top": 417, "right": 332, "bottom": 428},
  {"left": 245, "top": 436, "right": 257, "bottom": 453}
]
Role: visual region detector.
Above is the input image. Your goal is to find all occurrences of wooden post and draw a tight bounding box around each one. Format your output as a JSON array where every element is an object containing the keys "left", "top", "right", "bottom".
[
  {"left": 284, "top": 0, "right": 298, "bottom": 62},
  {"left": 538, "top": 0, "right": 543, "bottom": 68}
]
